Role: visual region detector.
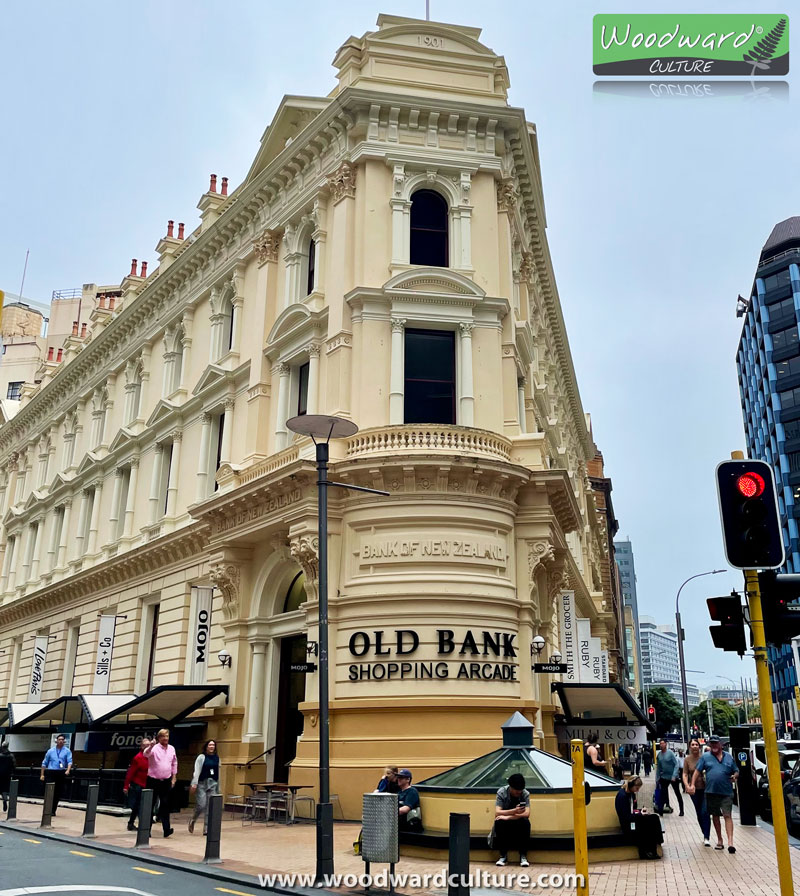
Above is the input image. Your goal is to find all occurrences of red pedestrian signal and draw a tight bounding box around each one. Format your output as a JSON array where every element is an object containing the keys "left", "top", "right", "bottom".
[
  {"left": 756, "top": 571, "right": 800, "bottom": 646},
  {"left": 716, "top": 460, "right": 784, "bottom": 570}
]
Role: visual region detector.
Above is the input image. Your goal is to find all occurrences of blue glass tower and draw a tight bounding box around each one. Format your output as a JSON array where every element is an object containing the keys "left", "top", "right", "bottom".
[{"left": 736, "top": 217, "right": 800, "bottom": 726}]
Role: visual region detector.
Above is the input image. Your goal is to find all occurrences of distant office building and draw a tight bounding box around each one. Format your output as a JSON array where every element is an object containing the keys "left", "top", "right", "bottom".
[
  {"left": 736, "top": 216, "right": 800, "bottom": 724},
  {"left": 639, "top": 616, "right": 680, "bottom": 689},
  {"left": 652, "top": 680, "right": 701, "bottom": 709},
  {"left": 615, "top": 539, "right": 643, "bottom": 696}
]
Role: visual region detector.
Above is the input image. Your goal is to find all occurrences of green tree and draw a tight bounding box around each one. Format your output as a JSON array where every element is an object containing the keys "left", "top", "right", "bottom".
[
  {"left": 642, "top": 687, "right": 684, "bottom": 737},
  {"left": 690, "top": 699, "right": 739, "bottom": 737}
]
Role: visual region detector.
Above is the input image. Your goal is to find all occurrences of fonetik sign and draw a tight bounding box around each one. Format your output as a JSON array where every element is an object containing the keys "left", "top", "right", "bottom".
[{"left": 347, "top": 628, "right": 518, "bottom": 682}]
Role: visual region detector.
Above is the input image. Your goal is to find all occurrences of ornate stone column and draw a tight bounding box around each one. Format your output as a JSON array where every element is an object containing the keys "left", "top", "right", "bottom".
[
  {"left": 123, "top": 458, "right": 139, "bottom": 538},
  {"left": 389, "top": 318, "right": 405, "bottom": 425},
  {"left": 275, "top": 363, "right": 291, "bottom": 451},
  {"left": 458, "top": 322, "right": 474, "bottom": 427},
  {"left": 307, "top": 345, "right": 321, "bottom": 416},
  {"left": 108, "top": 468, "right": 124, "bottom": 539},
  {"left": 518, "top": 377, "right": 527, "bottom": 434},
  {"left": 73, "top": 490, "right": 90, "bottom": 560},
  {"left": 5, "top": 534, "right": 18, "bottom": 593},
  {"left": 149, "top": 443, "right": 164, "bottom": 524},
  {"left": 165, "top": 431, "right": 182, "bottom": 518},
  {"left": 230, "top": 265, "right": 245, "bottom": 355},
  {"left": 178, "top": 310, "right": 194, "bottom": 391},
  {"left": 245, "top": 642, "right": 269, "bottom": 738},
  {"left": 196, "top": 413, "right": 213, "bottom": 502},
  {"left": 57, "top": 499, "right": 72, "bottom": 568},
  {"left": 30, "top": 518, "right": 45, "bottom": 583},
  {"left": 209, "top": 286, "right": 224, "bottom": 362},
  {"left": 87, "top": 479, "right": 104, "bottom": 555}
]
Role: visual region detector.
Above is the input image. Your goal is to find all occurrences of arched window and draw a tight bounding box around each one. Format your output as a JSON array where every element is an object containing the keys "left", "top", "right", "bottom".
[
  {"left": 283, "top": 571, "right": 308, "bottom": 613},
  {"left": 306, "top": 240, "right": 316, "bottom": 296},
  {"left": 221, "top": 295, "right": 234, "bottom": 354},
  {"left": 410, "top": 190, "right": 448, "bottom": 267}
]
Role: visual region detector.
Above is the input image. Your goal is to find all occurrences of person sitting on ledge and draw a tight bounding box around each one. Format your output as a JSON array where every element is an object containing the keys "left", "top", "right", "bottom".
[
  {"left": 397, "top": 769, "right": 422, "bottom": 831},
  {"left": 493, "top": 773, "right": 531, "bottom": 868},
  {"left": 615, "top": 775, "right": 664, "bottom": 860}
]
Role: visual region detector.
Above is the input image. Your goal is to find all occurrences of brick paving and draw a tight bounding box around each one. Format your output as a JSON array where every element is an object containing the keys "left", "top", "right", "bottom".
[{"left": 5, "top": 777, "right": 800, "bottom": 894}]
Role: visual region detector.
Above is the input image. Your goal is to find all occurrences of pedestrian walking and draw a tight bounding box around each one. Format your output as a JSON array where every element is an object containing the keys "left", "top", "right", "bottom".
[
  {"left": 143, "top": 729, "right": 177, "bottom": 838},
  {"left": 615, "top": 776, "right": 663, "bottom": 859},
  {"left": 655, "top": 738, "right": 683, "bottom": 816},
  {"left": 40, "top": 734, "right": 72, "bottom": 815},
  {"left": 691, "top": 735, "right": 738, "bottom": 853},
  {"left": 642, "top": 745, "right": 653, "bottom": 777},
  {"left": 584, "top": 734, "right": 606, "bottom": 773},
  {"left": 492, "top": 773, "right": 531, "bottom": 867},
  {"left": 0, "top": 741, "right": 15, "bottom": 812},
  {"left": 122, "top": 737, "right": 151, "bottom": 831},
  {"left": 633, "top": 746, "right": 642, "bottom": 776},
  {"left": 683, "top": 737, "right": 711, "bottom": 846},
  {"left": 188, "top": 740, "right": 220, "bottom": 835}
]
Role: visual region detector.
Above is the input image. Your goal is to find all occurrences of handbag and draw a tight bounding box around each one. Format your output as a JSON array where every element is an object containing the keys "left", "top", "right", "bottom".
[{"left": 406, "top": 806, "right": 423, "bottom": 831}]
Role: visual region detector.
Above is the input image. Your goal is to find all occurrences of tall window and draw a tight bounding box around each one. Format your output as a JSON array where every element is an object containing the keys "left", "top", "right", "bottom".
[
  {"left": 161, "top": 443, "right": 174, "bottom": 516},
  {"left": 141, "top": 602, "right": 160, "bottom": 692},
  {"left": 404, "top": 329, "right": 456, "bottom": 424},
  {"left": 213, "top": 414, "right": 224, "bottom": 493},
  {"left": 61, "top": 621, "right": 80, "bottom": 695},
  {"left": 81, "top": 489, "right": 95, "bottom": 555},
  {"left": 6, "top": 382, "right": 23, "bottom": 401},
  {"left": 50, "top": 506, "right": 65, "bottom": 570},
  {"left": 297, "top": 362, "right": 309, "bottom": 416},
  {"left": 306, "top": 240, "right": 316, "bottom": 295},
  {"left": 410, "top": 190, "right": 448, "bottom": 267},
  {"left": 116, "top": 468, "right": 131, "bottom": 540}
]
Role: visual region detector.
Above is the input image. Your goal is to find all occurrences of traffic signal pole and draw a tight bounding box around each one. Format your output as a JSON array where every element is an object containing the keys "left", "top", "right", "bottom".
[{"left": 744, "top": 570, "right": 795, "bottom": 896}]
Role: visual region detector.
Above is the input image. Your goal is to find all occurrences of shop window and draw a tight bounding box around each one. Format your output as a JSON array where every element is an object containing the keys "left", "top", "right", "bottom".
[
  {"left": 283, "top": 571, "right": 308, "bottom": 613},
  {"left": 404, "top": 329, "right": 456, "bottom": 424},
  {"left": 6, "top": 382, "right": 22, "bottom": 401},
  {"left": 410, "top": 190, "right": 449, "bottom": 267}
]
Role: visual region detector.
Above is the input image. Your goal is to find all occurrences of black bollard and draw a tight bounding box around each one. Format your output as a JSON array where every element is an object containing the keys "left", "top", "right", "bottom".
[
  {"left": 6, "top": 779, "right": 18, "bottom": 821},
  {"left": 135, "top": 789, "right": 153, "bottom": 849},
  {"left": 40, "top": 781, "right": 55, "bottom": 829},
  {"left": 448, "top": 812, "right": 470, "bottom": 896},
  {"left": 203, "top": 793, "right": 223, "bottom": 864},
  {"left": 82, "top": 783, "right": 100, "bottom": 838}
]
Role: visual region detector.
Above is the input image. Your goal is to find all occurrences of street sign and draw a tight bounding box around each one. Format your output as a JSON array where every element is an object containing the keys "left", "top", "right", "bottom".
[
  {"left": 533, "top": 662, "right": 568, "bottom": 674},
  {"left": 290, "top": 662, "right": 317, "bottom": 673}
]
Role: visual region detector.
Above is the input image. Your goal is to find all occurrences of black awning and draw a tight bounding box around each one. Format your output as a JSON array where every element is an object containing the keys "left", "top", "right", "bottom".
[
  {"left": 83, "top": 684, "right": 229, "bottom": 727},
  {"left": 552, "top": 682, "right": 656, "bottom": 735},
  {"left": 5, "top": 696, "right": 89, "bottom": 731}
]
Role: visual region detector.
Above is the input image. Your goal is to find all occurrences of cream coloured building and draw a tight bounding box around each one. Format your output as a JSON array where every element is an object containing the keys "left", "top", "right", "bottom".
[{"left": 0, "top": 15, "right": 623, "bottom": 817}]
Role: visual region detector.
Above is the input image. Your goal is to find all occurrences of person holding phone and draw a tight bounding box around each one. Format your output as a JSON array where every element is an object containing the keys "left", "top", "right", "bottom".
[
  {"left": 492, "top": 773, "right": 530, "bottom": 867},
  {"left": 40, "top": 734, "right": 72, "bottom": 816},
  {"left": 615, "top": 776, "right": 663, "bottom": 859}
]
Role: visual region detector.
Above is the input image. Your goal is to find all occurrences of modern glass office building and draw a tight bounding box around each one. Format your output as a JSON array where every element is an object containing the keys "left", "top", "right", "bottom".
[{"left": 736, "top": 216, "right": 800, "bottom": 724}]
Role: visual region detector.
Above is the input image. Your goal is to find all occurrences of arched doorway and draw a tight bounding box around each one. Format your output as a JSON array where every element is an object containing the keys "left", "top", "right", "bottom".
[{"left": 273, "top": 572, "right": 308, "bottom": 782}]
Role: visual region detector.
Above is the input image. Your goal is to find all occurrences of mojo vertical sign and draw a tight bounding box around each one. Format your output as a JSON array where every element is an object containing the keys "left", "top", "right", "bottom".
[
  {"left": 190, "top": 587, "right": 214, "bottom": 685},
  {"left": 28, "top": 635, "right": 49, "bottom": 701},
  {"left": 93, "top": 615, "right": 117, "bottom": 695}
]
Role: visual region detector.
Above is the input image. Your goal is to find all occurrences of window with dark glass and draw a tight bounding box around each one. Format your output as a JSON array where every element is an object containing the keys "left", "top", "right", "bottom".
[
  {"left": 297, "top": 362, "right": 309, "bottom": 416},
  {"left": 771, "top": 326, "right": 799, "bottom": 353},
  {"left": 6, "top": 382, "right": 22, "bottom": 401},
  {"left": 214, "top": 414, "right": 224, "bottom": 493},
  {"left": 404, "top": 329, "right": 456, "bottom": 424},
  {"left": 306, "top": 240, "right": 316, "bottom": 295},
  {"left": 410, "top": 190, "right": 448, "bottom": 267}
]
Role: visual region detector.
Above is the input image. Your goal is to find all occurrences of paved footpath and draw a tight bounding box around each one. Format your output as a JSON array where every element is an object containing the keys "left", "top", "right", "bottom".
[{"left": 3, "top": 781, "right": 800, "bottom": 895}]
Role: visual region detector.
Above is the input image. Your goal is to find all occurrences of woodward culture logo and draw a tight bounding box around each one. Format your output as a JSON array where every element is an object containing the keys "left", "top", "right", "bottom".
[{"left": 593, "top": 14, "right": 789, "bottom": 76}]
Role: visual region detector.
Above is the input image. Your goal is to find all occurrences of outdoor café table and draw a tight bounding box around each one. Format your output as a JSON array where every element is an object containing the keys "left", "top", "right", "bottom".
[{"left": 246, "top": 782, "right": 313, "bottom": 823}]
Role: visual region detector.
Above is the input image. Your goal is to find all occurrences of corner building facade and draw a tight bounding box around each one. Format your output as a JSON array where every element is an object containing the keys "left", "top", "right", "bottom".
[{"left": 0, "top": 16, "right": 619, "bottom": 816}]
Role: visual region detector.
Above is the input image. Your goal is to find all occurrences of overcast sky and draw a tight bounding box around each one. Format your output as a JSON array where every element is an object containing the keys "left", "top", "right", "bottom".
[{"left": 2, "top": 0, "right": 796, "bottom": 694}]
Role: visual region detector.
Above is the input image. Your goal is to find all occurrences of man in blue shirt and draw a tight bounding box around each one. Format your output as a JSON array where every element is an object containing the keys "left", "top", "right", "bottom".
[
  {"left": 40, "top": 734, "right": 73, "bottom": 816},
  {"left": 691, "top": 736, "right": 738, "bottom": 853}
]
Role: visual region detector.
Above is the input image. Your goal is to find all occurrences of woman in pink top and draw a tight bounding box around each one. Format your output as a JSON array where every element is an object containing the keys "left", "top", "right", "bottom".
[{"left": 143, "top": 728, "right": 178, "bottom": 837}]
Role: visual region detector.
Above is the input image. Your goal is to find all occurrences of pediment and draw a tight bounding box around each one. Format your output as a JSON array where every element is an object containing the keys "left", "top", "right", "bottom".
[
  {"left": 2, "top": 507, "right": 21, "bottom": 529},
  {"left": 47, "top": 471, "right": 71, "bottom": 493},
  {"left": 75, "top": 453, "right": 97, "bottom": 478},
  {"left": 266, "top": 304, "right": 327, "bottom": 356},
  {"left": 146, "top": 400, "right": 178, "bottom": 429},
  {"left": 193, "top": 365, "right": 228, "bottom": 396},
  {"left": 23, "top": 491, "right": 43, "bottom": 512},
  {"left": 384, "top": 268, "right": 486, "bottom": 299},
  {"left": 108, "top": 428, "right": 136, "bottom": 453}
]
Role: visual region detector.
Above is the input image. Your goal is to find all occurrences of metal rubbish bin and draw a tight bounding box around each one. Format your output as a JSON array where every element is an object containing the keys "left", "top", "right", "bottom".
[{"left": 362, "top": 793, "right": 399, "bottom": 864}]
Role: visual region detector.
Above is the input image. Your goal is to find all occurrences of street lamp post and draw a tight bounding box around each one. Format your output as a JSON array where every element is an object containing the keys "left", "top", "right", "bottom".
[
  {"left": 716, "top": 674, "right": 743, "bottom": 725},
  {"left": 676, "top": 570, "right": 725, "bottom": 745},
  {"left": 286, "top": 415, "right": 389, "bottom": 883}
]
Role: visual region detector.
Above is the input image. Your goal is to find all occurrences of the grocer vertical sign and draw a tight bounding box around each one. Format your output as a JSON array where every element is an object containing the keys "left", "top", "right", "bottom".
[{"left": 593, "top": 14, "right": 788, "bottom": 76}]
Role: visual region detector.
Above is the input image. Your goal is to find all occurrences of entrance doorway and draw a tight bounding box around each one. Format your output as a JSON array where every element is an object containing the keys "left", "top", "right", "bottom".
[{"left": 273, "top": 634, "right": 308, "bottom": 783}]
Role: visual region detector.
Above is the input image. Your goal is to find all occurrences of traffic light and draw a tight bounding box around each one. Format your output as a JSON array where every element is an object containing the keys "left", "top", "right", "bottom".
[
  {"left": 648, "top": 705, "right": 656, "bottom": 722},
  {"left": 787, "top": 720, "right": 794, "bottom": 736},
  {"left": 707, "top": 592, "right": 747, "bottom": 654},
  {"left": 716, "top": 460, "right": 784, "bottom": 569},
  {"left": 756, "top": 571, "right": 800, "bottom": 646}
]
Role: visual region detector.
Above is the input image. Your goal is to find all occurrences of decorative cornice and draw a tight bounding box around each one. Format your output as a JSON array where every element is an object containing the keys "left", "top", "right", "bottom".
[
  {"left": 252, "top": 228, "right": 282, "bottom": 266},
  {"left": 209, "top": 561, "right": 241, "bottom": 621}
]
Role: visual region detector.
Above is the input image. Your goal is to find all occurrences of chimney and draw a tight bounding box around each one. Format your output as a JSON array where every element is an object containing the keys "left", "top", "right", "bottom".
[
  {"left": 209, "top": 173, "right": 217, "bottom": 193},
  {"left": 108, "top": 296, "right": 115, "bottom": 311},
  {"left": 130, "top": 258, "right": 138, "bottom": 277},
  {"left": 80, "top": 323, "right": 87, "bottom": 338},
  {"left": 167, "top": 220, "right": 174, "bottom": 238},
  {"left": 140, "top": 261, "right": 148, "bottom": 278},
  {"left": 221, "top": 177, "right": 228, "bottom": 196},
  {"left": 47, "top": 347, "right": 54, "bottom": 361},
  {"left": 178, "top": 222, "right": 185, "bottom": 240},
  {"left": 56, "top": 349, "right": 63, "bottom": 362},
  {"left": 72, "top": 321, "right": 79, "bottom": 336},
  {"left": 99, "top": 295, "right": 106, "bottom": 309}
]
